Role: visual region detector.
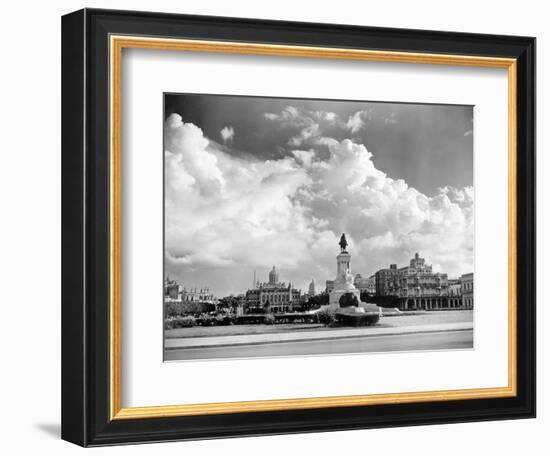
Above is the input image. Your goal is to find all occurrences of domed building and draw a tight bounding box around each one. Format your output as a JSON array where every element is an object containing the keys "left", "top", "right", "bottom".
[{"left": 245, "top": 266, "right": 302, "bottom": 313}]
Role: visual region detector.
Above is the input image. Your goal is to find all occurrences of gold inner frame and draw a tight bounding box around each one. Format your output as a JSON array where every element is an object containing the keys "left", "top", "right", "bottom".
[{"left": 109, "top": 35, "right": 517, "bottom": 420}]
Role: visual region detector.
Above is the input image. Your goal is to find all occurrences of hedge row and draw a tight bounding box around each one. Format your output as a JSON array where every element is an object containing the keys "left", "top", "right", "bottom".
[
  {"left": 164, "top": 311, "right": 381, "bottom": 330},
  {"left": 165, "top": 301, "right": 216, "bottom": 317},
  {"left": 165, "top": 313, "right": 234, "bottom": 329},
  {"left": 316, "top": 309, "right": 380, "bottom": 327},
  {"left": 336, "top": 313, "right": 380, "bottom": 327},
  {"left": 165, "top": 313, "right": 319, "bottom": 329}
]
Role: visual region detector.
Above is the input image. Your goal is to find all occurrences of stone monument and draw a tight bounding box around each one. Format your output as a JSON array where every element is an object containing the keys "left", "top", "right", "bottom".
[
  {"left": 328, "top": 233, "right": 361, "bottom": 308},
  {"left": 314, "top": 233, "right": 381, "bottom": 325}
]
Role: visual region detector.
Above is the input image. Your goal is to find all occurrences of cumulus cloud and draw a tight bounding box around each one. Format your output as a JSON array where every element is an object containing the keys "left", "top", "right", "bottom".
[
  {"left": 346, "top": 110, "right": 372, "bottom": 133},
  {"left": 165, "top": 113, "right": 313, "bottom": 273},
  {"left": 165, "top": 112, "right": 473, "bottom": 295},
  {"left": 220, "top": 125, "right": 235, "bottom": 143},
  {"left": 289, "top": 123, "right": 320, "bottom": 147},
  {"left": 263, "top": 106, "right": 300, "bottom": 123},
  {"left": 264, "top": 106, "right": 322, "bottom": 147},
  {"left": 313, "top": 110, "right": 338, "bottom": 122}
]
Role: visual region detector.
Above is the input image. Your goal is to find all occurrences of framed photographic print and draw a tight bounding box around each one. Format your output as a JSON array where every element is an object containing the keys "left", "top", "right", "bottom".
[{"left": 61, "top": 8, "right": 536, "bottom": 447}]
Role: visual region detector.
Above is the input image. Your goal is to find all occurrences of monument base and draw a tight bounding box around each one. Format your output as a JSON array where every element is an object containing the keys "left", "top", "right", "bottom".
[{"left": 328, "top": 288, "right": 361, "bottom": 308}]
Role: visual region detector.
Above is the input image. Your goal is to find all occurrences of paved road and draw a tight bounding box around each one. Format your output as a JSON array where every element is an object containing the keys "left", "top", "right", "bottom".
[{"left": 165, "top": 329, "right": 473, "bottom": 361}]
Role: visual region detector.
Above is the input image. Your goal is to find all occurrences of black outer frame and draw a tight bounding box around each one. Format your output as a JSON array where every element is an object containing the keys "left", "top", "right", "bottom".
[{"left": 61, "top": 8, "right": 536, "bottom": 447}]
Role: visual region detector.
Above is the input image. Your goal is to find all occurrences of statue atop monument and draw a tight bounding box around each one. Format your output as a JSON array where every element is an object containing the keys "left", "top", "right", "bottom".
[
  {"left": 316, "top": 230, "right": 381, "bottom": 320},
  {"left": 327, "top": 233, "right": 360, "bottom": 306},
  {"left": 339, "top": 233, "right": 348, "bottom": 253}
]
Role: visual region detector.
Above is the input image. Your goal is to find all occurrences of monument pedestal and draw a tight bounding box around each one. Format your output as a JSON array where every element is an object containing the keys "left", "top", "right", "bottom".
[
  {"left": 327, "top": 250, "right": 361, "bottom": 309},
  {"left": 316, "top": 235, "right": 381, "bottom": 324},
  {"left": 328, "top": 288, "right": 361, "bottom": 307}
]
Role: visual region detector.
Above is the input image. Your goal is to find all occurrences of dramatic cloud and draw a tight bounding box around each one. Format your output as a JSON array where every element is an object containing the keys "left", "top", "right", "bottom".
[
  {"left": 165, "top": 113, "right": 314, "bottom": 272},
  {"left": 288, "top": 123, "right": 320, "bottom": 147},
  {"left": 263, "top": 106, "right": 301, "bottom": 123},
  {"left": 313, "top": 111, "right": 338, "bottom": 122},
  {"left": 346, "top": 110, "right": 372, "bottom": 133},
  {"left": 264, "top": 106, "right": 322, "bottom": 147},
  {"left": 165, "top": 112, "right": 474, "bottom": 296},
  {"left": 220, "top": 125, "right": 234, "bottom": 143}
]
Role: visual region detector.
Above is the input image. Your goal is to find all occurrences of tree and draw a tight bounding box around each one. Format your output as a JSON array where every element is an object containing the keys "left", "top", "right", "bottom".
[
  {"left": 317, "top": 308, "right": 336, "bottom": 326},
  {"left": 306, "top": 292, "right": 329, "bottom": 309},
  {"left": 360, "top": 290, "right": 375, "bottom": 302},
  {"left": 218, "top": 295, "right": 242, "bottom": 313},
  {"left": 368, "top": 295, "right": 401, "bottom": 308}
]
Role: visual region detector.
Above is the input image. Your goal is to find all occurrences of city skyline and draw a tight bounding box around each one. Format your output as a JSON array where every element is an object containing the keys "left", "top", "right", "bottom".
[
  {"left": 164, "top": 94, "right": 474, "bottom": 298},
  {"left": 165, "top": 250, "right": 473, "bottom": 300}
]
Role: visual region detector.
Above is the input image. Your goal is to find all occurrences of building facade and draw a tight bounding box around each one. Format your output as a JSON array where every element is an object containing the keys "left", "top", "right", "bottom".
[
  {"left": 375, "top": 264, "right": 401, "bottom": 296},
  {"left": 163, "top": 276, "right": 215, "bottom": 303},
  {"left": 245, "top": 266, "right": 302, "bottom": 313},
  {"left": 447, "top": 279, "right": 462, "bottom": 308},
  {"left": 354, "top": 274, "right": 376, "bottom": 295},
  {"left": 308, "top": 279, "right": 316, "bottom": 296},
  {"left": 164, "top": 276, "right": 180, "bottom": 300},
  {"left": 461, "top": 273, "right": 474, "bottom": 308},
  {"left": 375, "top": 253, "right": 472, "bottom": 310}
]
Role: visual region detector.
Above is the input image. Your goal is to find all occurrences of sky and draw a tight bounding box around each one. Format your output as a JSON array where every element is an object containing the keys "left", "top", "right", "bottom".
[{"left": 164, "top": 93, "right": 474, "bottom": 297}]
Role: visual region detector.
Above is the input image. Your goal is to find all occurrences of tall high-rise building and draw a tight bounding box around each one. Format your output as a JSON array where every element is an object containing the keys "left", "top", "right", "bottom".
[
  {"left": 268, "top": 266, "right": 279, "bottom": 284},
  {"left": 308, "top": 279, "right": 316, "bottom": 296}
]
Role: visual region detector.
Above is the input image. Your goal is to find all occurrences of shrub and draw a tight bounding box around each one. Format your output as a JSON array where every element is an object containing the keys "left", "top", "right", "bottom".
[
  {"left": 180, "top": 315, "right": 197, "bottom": 327},
  {"left": 165, "top": 315, "right": 197, "bottom": 329},
  {"left": 366, "top": 314, "right": 380, "bottom": 325},
  {"left": 216, "top": 314, "right": 235, "bottom": 326},
  {"left": 164, "top": 301, "right": 183, "bottom": 318},
  {"left": 165, "top": 301, "right": 215, "bottom": 317},
  {"left": 197, "top": 314, "right": 216, "bottom": 326},
  {"left": 317, "top": 309, "right": 336, "bottom": 326},
  {"left": 306, "top": 292, "right": 330, "bottom": 310},
  {"left": 236, "top": 315, "right": 265, "bottom": 325},
  {"left": 336, "top": 313, "right": 380, "bottom": 327}
]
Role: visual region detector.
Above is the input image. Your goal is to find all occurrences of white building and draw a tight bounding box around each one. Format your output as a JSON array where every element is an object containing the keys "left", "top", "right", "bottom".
[{"left": 245, "top": 266, "right": 302, "bottom": 313}]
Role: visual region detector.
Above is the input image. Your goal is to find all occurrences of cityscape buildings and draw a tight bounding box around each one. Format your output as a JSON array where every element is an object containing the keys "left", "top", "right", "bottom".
[
  {"left": 163, "top": 275, "right": 215, "bottom": 303},
  {"left": 245, "top": 266, "right": 302, "bottom": 313},
  {"left": 375, "top": 253, "right": 473, "bottom": 310},
  {"left": 354, "top": 274, "right": 376, "bottom": 295},
  {"left": 461, "top": 273, "right": 474, "bottom": 308},
  {"left": 164, "top": 252, "right": 473, "bottom": 313}
]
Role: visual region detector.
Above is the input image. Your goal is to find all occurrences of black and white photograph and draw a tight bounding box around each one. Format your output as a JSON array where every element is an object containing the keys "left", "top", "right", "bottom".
[
  {"left": 0, "top": 0, "right": 541, "bottom": 452},
  {"left": 163, "top": 94, "right": 475, "bottom": 361}
]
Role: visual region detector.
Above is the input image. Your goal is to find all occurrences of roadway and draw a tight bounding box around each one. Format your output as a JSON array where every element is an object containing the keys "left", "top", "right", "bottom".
[{"left": 164, "top": 329, "right": 473, "bottom": 361}]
